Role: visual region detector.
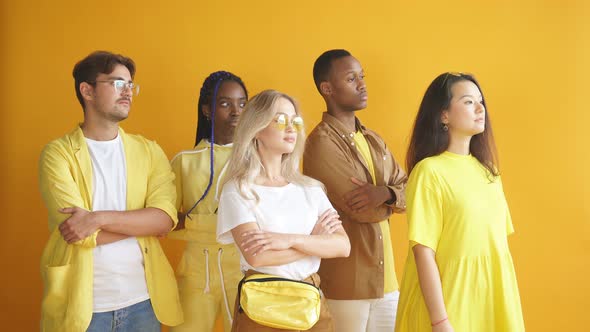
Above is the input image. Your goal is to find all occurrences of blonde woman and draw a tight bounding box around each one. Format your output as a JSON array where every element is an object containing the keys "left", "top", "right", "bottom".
[{"left": 216, "top": 90, "right": 351, "bottom": 332}]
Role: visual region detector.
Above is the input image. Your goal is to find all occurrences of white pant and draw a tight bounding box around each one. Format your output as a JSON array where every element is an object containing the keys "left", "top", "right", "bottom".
[{"left": 326, "top": 291, "right": 400, "bottom": 332}]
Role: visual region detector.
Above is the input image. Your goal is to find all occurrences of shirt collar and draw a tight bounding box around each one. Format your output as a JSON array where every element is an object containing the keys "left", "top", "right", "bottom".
[
  {"left": 321, "top": 112, "right": 368, "bottom": 139},
  {"left": 196, "top": 139, "right": 233, "bottom": 149}
]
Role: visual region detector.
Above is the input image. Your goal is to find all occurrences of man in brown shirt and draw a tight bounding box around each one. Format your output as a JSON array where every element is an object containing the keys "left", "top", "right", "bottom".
[{"left": 303, "top": 49, "right": 407, "bottom": 332}]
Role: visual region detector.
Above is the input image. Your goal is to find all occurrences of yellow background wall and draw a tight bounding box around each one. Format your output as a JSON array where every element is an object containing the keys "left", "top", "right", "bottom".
[{"left": 1, "top": 0, "right": 588, "bottom": 330}]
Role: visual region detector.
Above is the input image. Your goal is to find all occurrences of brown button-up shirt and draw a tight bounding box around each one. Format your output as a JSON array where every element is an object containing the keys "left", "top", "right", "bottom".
[{"left": 303, "top": 112, "right": 407, "bottom": 300}]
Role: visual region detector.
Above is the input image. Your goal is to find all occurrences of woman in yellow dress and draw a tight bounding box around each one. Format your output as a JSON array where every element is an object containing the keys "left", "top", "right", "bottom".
[
  {"left": 169, "top": 71, "right": 248, "bottom": 332},
  {"left": 395, "top": 73, "right": 525, "bottom": 332}
]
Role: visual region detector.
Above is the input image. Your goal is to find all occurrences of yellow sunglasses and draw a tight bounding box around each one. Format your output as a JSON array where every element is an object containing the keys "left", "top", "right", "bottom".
[{"left": 273, "top": 114, "right": 304, "bottom": 131}]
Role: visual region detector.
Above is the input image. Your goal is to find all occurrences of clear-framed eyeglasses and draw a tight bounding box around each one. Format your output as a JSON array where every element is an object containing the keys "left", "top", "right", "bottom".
[{"left": 90, "top": 79, "right": 140, "bottom": 96}]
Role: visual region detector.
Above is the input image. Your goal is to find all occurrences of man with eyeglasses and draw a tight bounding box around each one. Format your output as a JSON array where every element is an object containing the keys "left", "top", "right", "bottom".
[{"left": 38, "top": 51, "right": 183, "bottom": 332}]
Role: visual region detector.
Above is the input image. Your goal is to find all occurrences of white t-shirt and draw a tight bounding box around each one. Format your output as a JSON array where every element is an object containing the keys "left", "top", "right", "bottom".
[
  {"left": 86, "top": 135, "right": 149, "bottom": 312},
  {"left": 217, "top": 181, "right": 333, "bottom": 280}
]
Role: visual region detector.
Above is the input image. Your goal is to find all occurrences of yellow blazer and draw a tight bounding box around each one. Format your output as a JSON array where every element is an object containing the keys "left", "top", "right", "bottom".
[{"left": 38, "top": 126, "right": 183, "bottom": 332}]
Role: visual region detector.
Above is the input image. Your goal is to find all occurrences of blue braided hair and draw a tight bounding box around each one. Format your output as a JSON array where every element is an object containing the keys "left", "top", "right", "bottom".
[{"left": 186, "top": 71, "right": 248, "bottom": 217}]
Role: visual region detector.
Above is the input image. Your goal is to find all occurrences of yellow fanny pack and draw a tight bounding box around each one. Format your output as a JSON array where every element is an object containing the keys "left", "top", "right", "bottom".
[{"left": 238, "top": 273, "right": 321, "bottom": 330}]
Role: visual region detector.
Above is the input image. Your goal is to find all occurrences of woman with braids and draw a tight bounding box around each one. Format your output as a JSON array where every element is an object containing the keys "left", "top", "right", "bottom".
[
  {"left": 169, "top": 71, "right": 248, "bottom": 332},
  {"left": 394, "top": 73, "right": 524, "bottom": 332}
]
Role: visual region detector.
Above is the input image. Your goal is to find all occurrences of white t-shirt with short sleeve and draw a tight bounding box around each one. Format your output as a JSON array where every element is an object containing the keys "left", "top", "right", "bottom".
[
  {"left": 217, "top": 181, "right": 333, "bottom": 280},
  {"left": 86, "top": 135, "right": 149, "bottom": 312}
]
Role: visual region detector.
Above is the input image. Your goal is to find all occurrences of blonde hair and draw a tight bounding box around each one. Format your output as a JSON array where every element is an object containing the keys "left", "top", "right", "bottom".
[{"left": 220, "top": 89, "right": 323, "bottom": 202}]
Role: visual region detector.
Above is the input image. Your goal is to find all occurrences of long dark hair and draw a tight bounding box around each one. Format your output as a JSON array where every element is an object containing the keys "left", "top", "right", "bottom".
[
  {"left": 185, "top": 71, "right": 248, "bottom": 216},
  {"left": 406, "top": 72, "right": 499, "bottom": 177}
]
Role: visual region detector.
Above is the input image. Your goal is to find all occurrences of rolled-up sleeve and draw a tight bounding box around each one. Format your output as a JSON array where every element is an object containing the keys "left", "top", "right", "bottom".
[
  {"left": 38, "top": 143, "right": 98, "bottom": 248},
  {"left": 145, "top": 141, "right": 178, "bottom": 230},
  {"left": 384, "top": 147, "right": 407, "bottom": 213}
]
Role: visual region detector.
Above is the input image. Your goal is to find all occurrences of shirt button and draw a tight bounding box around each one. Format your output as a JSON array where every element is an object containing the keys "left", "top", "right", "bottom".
[
  {"left": 379, "top": 235, "right": 383, "bottom": 240},
  {"left": 379, "top": 261, "right": 384, "bottom": 265},
  {"left": 349, "top": 133, "right": 354, "bottom": 137},
  {"left": 383, "top": 156, "right": 387, "bottom": 160},
  {"left": 342, "top": 134, "right": 346, "bottom": 138},
  {"left": 351, "top": 142, "right": 355, "bottom": 146}
]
